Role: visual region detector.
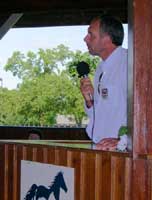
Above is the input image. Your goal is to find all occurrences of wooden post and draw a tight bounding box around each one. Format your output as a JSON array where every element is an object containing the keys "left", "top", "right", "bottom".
[
  {"left": 129, "top": 0, "right": 152, "bottom": 199},
  {"left": 131, "top": 0, "right": 152, "bottom": 156}
]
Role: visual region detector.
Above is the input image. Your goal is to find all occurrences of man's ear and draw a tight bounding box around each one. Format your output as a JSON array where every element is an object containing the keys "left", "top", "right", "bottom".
[
  {"left": 102, "top": 34, "right": 112, "bottom": 47},
  {"left": 103, "top": 34, "right": 111, "bottom": 43}
]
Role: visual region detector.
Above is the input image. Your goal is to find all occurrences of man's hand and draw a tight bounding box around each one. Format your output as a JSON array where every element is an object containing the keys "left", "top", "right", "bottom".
[
  {"left": 95, "top": 138, "right": 119, "bottom": 151},
  {"left": 80, "top": 77, "right": 94, "bottom": 108}
]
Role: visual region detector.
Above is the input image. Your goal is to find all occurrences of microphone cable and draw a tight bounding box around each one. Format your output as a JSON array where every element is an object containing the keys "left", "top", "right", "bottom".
[
  {"left": 91, "top": 71, "right": 104, "bottom": 144},
  {"left": 91, "top": 99, "right": 95, "bottom": 142}
]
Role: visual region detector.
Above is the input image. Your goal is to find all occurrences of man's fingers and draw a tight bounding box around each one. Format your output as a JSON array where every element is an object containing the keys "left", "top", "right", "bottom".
[
  {"left": 95, "top": 138, "right": 119, "bottom": 151},
  {"left": 99, "top": 138, "right": 118, "bottom": 146}
]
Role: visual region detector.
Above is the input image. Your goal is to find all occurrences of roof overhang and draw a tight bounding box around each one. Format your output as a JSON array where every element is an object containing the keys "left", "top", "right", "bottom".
[{"left": 0, "top": 0, "right": 127, "bottom": 28}]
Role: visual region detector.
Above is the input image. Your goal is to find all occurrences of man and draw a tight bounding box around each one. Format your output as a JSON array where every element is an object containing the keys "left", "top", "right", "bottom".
[{"left": 80, "top": 14, "right": 127, "bottom": 150}]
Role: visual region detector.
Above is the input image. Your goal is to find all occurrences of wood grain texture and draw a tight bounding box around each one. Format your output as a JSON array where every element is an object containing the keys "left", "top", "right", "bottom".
[
  {"left": 0, "top": 142, "right": 131, "bottom": 200},
  {"left": 132, "top": 0, "right": 152, "bottom": 155},
  {"left": 124, "top": 158, "right": 132, "bottom": 200},
  {"left": 147, "top": 159, "right": 152, "bottom": 199},
  {"left": 132, "top": 159, "right": 148, "bottom": 200}
]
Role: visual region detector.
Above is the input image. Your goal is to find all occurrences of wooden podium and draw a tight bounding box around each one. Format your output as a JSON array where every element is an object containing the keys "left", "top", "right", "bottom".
[{"left": 0, "top": 140, "right": 132, "bottom": 200}]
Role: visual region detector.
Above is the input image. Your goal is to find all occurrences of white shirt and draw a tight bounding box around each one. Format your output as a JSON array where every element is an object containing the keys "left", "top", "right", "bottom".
[{"left": 85, "top": 46, "right": 128, "bottom": 143}]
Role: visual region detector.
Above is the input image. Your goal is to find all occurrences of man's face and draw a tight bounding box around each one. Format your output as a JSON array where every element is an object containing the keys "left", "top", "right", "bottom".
[
  {"left": 28, "top": 133, "right": 40, "bottom": 140},
  {"left": 84, "top": 19, "right": 107, "bottom": 57}
]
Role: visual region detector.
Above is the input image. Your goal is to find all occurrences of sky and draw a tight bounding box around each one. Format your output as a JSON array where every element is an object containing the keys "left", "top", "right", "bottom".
[{"left": 0, "top": 24, "right": 128, "bottom": 89}]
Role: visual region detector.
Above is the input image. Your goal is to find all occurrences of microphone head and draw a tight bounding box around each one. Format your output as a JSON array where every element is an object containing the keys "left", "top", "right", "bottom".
[{"left": 76, "top": 61, "right": 90, "bottom": 78}]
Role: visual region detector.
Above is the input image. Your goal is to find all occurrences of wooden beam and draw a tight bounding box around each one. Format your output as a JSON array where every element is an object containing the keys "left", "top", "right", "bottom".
[
  {"left": 0, "top": 0, "right": 127, "bottom": 28},
  {"left": 0, "top": 1, "right": 127, "bottom": 13},
  {"left": 127, "top": 0, "right": 133, "bottom": 152},
  {"left": 0, "top": 13, "right": 23, "bottom": 40},
  {"left": 132, "top": 0, "right": 152, "bottom": 156}
]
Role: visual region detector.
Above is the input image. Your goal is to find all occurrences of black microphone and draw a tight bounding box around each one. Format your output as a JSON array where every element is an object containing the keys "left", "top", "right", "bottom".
[
  {"left": 76, "top": 61, "right": 90, "bottom": 78},
  {"left": 76, "top": 61, "right": 93, "bottom": 101}
]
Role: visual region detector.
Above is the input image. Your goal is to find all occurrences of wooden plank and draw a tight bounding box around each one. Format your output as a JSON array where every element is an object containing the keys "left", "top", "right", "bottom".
[
  {"left": 124, "top": 158, "right": 132, "bottom": 200},
  {"left": 132, "top": 159, "right": 148, "bottom": 200},
  {"left": 95, "top": 153, "right": 103, "bottom": 200},
  {"left": 111, "top": 156, "right": 125, "bottom": 200},
  {"left": 100, "top": 153, "right": 112, "bottom": 200},
  {"left": 0, "top": 144, "right": 5, "bottom": 200},
  {"left": 12, "top": 145, "right": 18, "bottom": 200},
  {"left": 80, "top": 152, "right": 96, "bottom": 200},
  {"left": 67, "top": 150, "right": 81, "bottom": 200},
  {"left": 147, "top": 159, "right": 152, "bottom": 199},
  {"left": 17, "top": 144, "right": 26, "bottom": 199},
  {"left": 54, "top": 148, "right": 67, "bottom": 166},
  {"left": 47, "top": 146, "right": 56, "bottom": 164}
]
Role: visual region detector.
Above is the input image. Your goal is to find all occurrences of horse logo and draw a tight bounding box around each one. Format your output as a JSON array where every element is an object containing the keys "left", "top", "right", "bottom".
[{"left": 24, "top": 171, "right": 68, "bottom": 200}]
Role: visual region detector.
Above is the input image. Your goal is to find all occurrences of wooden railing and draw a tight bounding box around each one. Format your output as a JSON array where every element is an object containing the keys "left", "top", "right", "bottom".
[{"left": 0, "top": 141, "right": 132, "bottom": 200}]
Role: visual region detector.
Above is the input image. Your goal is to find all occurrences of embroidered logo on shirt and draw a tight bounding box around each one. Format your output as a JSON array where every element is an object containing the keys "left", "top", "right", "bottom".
[{"left": 102, "top": 88, "right": 108, "bottom": 98}]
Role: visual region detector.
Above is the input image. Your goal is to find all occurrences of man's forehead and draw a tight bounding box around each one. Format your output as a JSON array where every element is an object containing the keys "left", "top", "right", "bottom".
[{"left": 88, "top": 20, "right": 100, "bottom": 31}]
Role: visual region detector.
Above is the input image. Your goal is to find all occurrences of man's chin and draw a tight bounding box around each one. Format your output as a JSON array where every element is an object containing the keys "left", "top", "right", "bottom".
[{"left": 88, "top": 50, "right": 96, "bottom": 56}]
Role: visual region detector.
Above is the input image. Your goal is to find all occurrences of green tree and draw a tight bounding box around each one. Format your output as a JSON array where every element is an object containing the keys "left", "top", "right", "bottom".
[
  {"left": 5, "top": 44, "right": 73, "bottom": 80},
  {"left": 0, "top": 88, "right": 21, "bottom": 124},
  {"left": 2, "top": 45, "right": 100, "bottom": 126},
  {"left": 16, "top": 75, "right": 58, "bottom": 126}
]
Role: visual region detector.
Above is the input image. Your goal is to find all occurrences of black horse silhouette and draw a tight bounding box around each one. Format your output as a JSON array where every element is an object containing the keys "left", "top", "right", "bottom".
[
  {"left": 24, "top": 171, "right": 68, "bottom": 200},
  {"left": 24, "top": 184, "right": 37, "bottom": 200}
]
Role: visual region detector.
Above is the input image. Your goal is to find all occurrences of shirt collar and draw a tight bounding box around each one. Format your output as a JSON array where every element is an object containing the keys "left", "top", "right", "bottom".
[{"left": 102, "top": 46, "right": 122, "bottom": 72}]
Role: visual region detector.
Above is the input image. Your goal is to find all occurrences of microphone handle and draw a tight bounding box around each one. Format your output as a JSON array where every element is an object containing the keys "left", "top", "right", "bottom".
[
  {"left": 83, "top": 74, "right": 88, "bottom": 78},
  {"left": 89, "top": 93, "right": 93, "bottom": 101}
]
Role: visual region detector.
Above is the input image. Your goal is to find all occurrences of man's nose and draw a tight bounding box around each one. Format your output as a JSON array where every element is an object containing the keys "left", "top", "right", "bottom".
[{"left": 84, "top": 35, "right": 88, "bottom": 42}]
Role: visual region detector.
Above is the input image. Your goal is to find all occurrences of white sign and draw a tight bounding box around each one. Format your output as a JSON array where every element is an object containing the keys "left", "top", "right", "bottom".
[{"left": 20, "top": 160, "right": 74, "bottom": 200}]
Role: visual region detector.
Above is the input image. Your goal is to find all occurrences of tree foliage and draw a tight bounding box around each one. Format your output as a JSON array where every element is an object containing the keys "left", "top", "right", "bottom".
[{"left": 1, "top": 45, "right": 99, "bottom": 126}]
